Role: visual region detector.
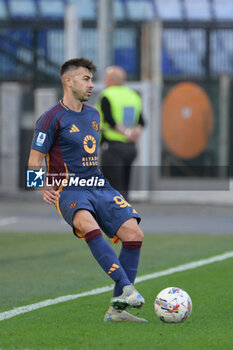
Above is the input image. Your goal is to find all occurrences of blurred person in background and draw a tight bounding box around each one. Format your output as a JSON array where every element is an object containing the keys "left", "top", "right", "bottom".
[{"left": 97, "top": 66, "right": 145, "bottom": 200}]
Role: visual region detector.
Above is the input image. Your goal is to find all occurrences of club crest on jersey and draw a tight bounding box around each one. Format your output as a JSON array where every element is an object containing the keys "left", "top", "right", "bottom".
[
  {"left": 70, "top": 201, "right": 78, "bottom": 209},
  {"left": 83, "top": 135, "right": 96, "bottom": 154},
  {"left": 92, "top": 121, "right": 99, "bottom": 131}
]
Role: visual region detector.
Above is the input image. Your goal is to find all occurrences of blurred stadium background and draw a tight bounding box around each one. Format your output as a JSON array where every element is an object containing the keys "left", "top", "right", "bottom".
[
  {"left": 0, "top": 0, "right": 233, "bottom": 206},
  {"left": 1, "top": 4, "right": 233, "bottom": 346}
]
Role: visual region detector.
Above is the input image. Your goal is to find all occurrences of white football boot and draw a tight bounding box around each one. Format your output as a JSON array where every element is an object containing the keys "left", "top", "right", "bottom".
[
  {"left": 104, "top": 306, "right": 148, "bottom": 322},
  {"left": 111, "top": 285, "right": 145, "bottom": 310}
]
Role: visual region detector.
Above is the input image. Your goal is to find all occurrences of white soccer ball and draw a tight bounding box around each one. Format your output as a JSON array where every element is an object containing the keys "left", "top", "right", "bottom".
[{"left": 154, "top": 287, "right": 192, "bottom": 323}]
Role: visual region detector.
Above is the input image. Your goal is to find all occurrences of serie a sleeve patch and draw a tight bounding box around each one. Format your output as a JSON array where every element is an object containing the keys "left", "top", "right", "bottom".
[{"left": 36, "top": 132, "right": 47, "bottom": 147}]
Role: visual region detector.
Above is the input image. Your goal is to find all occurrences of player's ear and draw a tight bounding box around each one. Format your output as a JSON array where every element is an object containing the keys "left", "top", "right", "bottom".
[{"left": 62, "top": 74, "right": 72, "bottom": 88}]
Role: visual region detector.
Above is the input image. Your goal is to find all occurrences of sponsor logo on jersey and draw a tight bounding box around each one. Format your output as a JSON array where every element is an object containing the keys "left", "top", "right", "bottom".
[
  {"left": 70, "top": 124, "right": 80, "bottom": 133},
  {"left": 82, "top": 156, "right": 98, "bottom": 166},
  {"left": 83, "top": 135, "right": 96, "bottom": 154}
]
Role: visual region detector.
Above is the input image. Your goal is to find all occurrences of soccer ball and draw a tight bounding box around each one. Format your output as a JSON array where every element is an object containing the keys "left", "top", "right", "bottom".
[{"left": 154, "top": 287, "right": 192, "bottom": 323}]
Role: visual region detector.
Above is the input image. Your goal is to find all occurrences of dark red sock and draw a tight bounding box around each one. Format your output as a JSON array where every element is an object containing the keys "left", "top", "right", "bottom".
[{"left": 84, "top": 229, "right": 102, "bottom": 243}]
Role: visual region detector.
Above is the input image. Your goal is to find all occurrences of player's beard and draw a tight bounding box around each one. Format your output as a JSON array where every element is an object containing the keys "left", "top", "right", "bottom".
[{"left": 72, "top": 89, "right": 90, "bottom": 102}]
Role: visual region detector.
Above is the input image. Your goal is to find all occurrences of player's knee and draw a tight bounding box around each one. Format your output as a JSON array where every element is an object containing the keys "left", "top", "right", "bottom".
[
  {"left": 124, "top": 226, "right": 144, "bottom": 242},
  {"left": 117, "top": 218, "right": 144, "bottom": 242},
  {"left": 73, "top": 210, "right": 99, "bottom": 235},
  {"left": 133, "top": 226, "right": 144, "bottom": 241}
]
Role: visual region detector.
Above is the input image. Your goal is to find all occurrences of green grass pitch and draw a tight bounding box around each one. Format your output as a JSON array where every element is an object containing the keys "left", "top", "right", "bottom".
[{"left": 0, "top": 232, "right": 233, "bottom": 350}]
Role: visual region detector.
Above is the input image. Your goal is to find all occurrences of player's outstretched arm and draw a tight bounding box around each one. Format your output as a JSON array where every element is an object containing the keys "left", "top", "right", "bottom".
[{"left": 28, "top": 149, "right": 60, "bottom": 205}]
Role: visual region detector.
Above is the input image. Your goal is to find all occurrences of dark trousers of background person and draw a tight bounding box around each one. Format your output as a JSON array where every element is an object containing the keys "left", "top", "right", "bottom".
[{"left": 100, "top": 141, "right": 137, "bottom": 200}]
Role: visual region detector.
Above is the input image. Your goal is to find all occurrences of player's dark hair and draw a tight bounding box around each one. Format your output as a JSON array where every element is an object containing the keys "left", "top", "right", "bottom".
[{"left": 60, "top": 57, "right": 97, "bottom": 76}]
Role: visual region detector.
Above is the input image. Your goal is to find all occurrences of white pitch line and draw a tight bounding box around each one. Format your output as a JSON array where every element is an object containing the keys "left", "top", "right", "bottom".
[
  {"left": 136, "top": 250, "right": 233, "bottom": 283},
  {"left": 0, "top": 217, "right": 19, "bottom": 226},
  {"left": 0, "top": 250, "right": 233, "bottom": 322}
]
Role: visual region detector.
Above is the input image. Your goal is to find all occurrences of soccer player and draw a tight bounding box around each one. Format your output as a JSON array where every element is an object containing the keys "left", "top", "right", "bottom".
[{"left": 28, "top": 58, "right": 147, "bottom": 322}]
